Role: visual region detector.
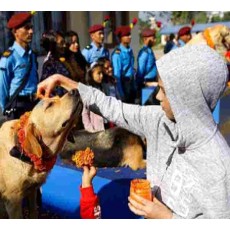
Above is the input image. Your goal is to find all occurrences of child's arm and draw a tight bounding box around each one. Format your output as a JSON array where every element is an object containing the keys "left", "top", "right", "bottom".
[{"left": 80, "top": 166, "right": 101, "bottom": 219}]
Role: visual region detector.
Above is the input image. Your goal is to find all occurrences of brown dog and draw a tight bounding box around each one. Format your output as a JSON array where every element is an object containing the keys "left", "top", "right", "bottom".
[
  {"left": 187, "top": 24, "right": 230, "bottom": 60},
  {"left": 0, "top": 90, "right": 83, "bottom": 218}
]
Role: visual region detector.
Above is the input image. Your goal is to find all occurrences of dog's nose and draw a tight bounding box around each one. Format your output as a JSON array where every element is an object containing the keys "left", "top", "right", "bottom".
[{"left": 68, "top": 89, "right": 80, "bottom": 97}]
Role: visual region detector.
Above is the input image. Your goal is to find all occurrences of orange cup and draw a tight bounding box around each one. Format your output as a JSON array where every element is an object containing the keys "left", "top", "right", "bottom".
[{"left": 130, "top": 179, "right": 152, "bottom": 202}]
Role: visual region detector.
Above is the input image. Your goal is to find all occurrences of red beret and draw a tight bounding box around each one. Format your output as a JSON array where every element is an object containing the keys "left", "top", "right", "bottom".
[
  {"left": 178, "top": 26, "right": 191, "bottom": 37},
  {"left": 115, "top": 26, "right": 131, "bottom": 38},
  {"left": 141, "top": 28, "right": 156, "bottom": 37},
  {"left": 88, "top": 24, "right": 104, "bottom": 33},
  {"left": 7, "top": 12, "right": 32, "bottom": 29}
]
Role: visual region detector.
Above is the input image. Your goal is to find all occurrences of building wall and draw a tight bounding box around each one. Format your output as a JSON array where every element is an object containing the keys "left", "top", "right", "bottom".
[
  {"left": 66, "top": 11, "right": 89, "bottom": 48},
  {"left": 129, "top": 11, "right": 139, "bottom": 65}
]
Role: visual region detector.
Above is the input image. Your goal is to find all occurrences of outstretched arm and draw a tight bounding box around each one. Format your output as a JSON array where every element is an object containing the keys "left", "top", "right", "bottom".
[
  {"left": 80, "top": 166, "right": 101, "bottom": 219},
  {"left": 37, "top": 74, "right": 78, "bottom": 98},
  {"left": 37, "top": 74, "right": 161, "bottom": 138}
]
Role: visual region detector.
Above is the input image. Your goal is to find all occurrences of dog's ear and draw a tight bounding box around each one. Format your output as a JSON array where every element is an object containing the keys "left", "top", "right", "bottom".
[{"left": 23, "top": 123, "right": 42, "bottom": 158}]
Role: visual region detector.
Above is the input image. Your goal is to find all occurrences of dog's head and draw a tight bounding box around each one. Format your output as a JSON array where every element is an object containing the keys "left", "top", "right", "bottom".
[
  {"left": 188, "top": 24, "right": 230, "bottom": 61},
  {"left": 22, "top": 90, "right": 83, "bottom": 158},
  {"left": 209, "top": 24, "right": 230, "bottom": 52}
]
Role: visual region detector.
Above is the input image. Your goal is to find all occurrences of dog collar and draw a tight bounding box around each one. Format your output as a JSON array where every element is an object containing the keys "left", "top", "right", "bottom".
[
  {"left": 10, "top": 145, "right": 32, "bottom": 164},
  {"left": 15, "top": 112, "right": 57, "bottom": 172},
  {"left": 203, "top": 28, "right": 215, "bottom": 49}
]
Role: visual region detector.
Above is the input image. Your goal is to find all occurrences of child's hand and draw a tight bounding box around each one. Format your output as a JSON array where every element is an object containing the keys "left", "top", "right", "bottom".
[
  {"left": 82, "top": 166, "right": 97, "bottom": 188},
  {"left": 128, "top": 193, "right": 173, "bottom": 219}
]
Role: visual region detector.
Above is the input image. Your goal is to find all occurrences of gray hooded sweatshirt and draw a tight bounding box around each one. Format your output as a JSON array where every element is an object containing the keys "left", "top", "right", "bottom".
[{"left": 77, "top": 45, "right": 230, "bottom": 218}]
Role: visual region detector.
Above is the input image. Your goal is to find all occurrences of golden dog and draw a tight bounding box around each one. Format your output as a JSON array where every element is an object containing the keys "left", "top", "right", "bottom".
[
  {"left": 187, "top": 24, "right": 230, "bottom": 60},
  {"left": 0, "top": 89, "right": 83, "bottom": 218}
]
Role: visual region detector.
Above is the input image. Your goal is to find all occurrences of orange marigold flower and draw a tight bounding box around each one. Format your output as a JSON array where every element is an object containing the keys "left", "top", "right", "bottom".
[{"left": 72, "top": 147, "right": 94, "bottom": 168}]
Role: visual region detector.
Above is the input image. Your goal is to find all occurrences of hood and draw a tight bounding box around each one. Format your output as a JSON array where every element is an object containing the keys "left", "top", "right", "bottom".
[{"left": 156, "top": 44, "right": 228, "bottom": 149}]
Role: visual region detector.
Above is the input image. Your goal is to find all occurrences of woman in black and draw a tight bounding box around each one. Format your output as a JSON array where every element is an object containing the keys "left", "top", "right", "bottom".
[{"left": 64, "top": 30, "right": 88, "bottom": 83}]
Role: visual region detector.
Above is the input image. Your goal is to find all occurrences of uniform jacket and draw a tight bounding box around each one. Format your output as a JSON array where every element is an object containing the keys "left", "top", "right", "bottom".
[
  {"left": 82, "top": 42, "right": 109, "bottom": 64},
  {"left": 137, "top": 45, "right": 157, "bottom": 81},
  {"left": 111, "top": 44, "right": 135, "bottom": 99},
  {"left": 0, "top": 42, "right": 38, "bottom": 111},
  {"left": 111, "top": 44, "right": 135, "bottom": 79},
  {"left": 172, "top": 39, "right": 186, "bottom": 50}
]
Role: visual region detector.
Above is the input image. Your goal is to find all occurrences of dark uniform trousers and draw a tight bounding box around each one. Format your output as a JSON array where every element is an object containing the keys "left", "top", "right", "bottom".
[{"left": 121, "top": 76, "right": 136, "bottom": 104}]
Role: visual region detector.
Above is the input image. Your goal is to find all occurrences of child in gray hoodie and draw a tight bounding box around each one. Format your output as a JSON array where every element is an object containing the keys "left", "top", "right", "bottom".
[{"left": 37, "top": 45, "right": 230, "bottom": 218}]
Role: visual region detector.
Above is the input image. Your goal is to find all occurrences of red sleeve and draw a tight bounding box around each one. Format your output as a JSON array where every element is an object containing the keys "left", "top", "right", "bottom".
[{"left": 80, "top": 185, "right": 101, "bottom": 219}]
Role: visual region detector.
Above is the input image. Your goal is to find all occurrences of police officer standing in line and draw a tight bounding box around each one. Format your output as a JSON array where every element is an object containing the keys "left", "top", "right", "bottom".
[
  {"left": 172, "top": 26, "right": 192, "bottom": 49},
  {"left": 136, "top": 28, "right": 158, "bottom": 104},
  {"left": 0, "top": 12, "right": 39, "bottom": 120},
  {"left": 111, "top": 25, "right": 135, "bottom": 104},
  {"left": 82, "top": 24, "right": 109, "bottom": 65}
]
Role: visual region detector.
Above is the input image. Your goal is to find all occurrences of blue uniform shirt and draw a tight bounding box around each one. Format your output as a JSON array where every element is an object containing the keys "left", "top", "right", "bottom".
[
  {"left": 111, "top": 44, "right": 135, "bottom": 99},
  {"left": 172, "top": 39, "right": 186, "bottom": 50},
  {"left": 82, "top": 42, "right": 109, "bottom": 64},
  {"left": 136, "top": 45, "right": 157, "bottom": 81},
  {"left": 0, "top": 42, "right": 38, "bottom": 111},
  {"left": 111, "top": 44, "right": 135, "bottom": 79}
]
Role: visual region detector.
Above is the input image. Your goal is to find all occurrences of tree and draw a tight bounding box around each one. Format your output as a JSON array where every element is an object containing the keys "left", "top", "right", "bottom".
[
  {"left": 223, "top": 12, "right": 230, "bottom": 21},
  {"left": 194, "top": 12, "right": 208, "bottom": 24},
  {"left": 138, "top": 18, "right": 150, "bottom": 29},
  {"left": 211, "top": 15, "right": 222, "bottom": 22},
  {"left": 171, "top": 12, "right": 195, "bottom": 25},
  {"left": 171, "top": 11, "right": 208, "bottom": 25}
]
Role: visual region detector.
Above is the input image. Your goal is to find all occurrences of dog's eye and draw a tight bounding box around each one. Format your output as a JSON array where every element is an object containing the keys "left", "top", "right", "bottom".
[
  {"left": 62, "top": 120, "right": 69, "bottom": 128},
  {"left": 44, "top": 101, "right": 54, "bottom": 111}
]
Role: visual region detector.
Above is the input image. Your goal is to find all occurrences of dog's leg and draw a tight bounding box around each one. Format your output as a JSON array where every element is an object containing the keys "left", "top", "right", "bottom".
[
  {"left": 122, "top": 144, "right": 146, "bottom": 170},
  {"left": 0, "top": 200, "right": 8, "bottom": 218},
  {"left": 27, "top": 188, "right": 39, "bottom": 219},
  {"left": 5, "top": 199, "right": 23, "bottom": 219}
]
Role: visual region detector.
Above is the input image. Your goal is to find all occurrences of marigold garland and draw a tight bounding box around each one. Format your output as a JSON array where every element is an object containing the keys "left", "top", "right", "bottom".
[
  {"left": 16, "top": 112, "right": 57, "bottom": 172},
  {"left": 203, "top": 28, "right": 215, "bottom": 49}
]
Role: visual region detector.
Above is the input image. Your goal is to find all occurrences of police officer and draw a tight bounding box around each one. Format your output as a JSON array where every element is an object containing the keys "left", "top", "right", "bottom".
[
  {"left": 172, "top": 26, "right": 192, "bottom": 49},
  {"left": 0, "top": 12, "right": 39, "bottom": 120},
  {"left": 82, "top": 24, "right": 109, "bottom": 65},
  {"left": 136, "top": 28, "right": 157, "bottom": 103},
  {"left": 111, "top": 25, "right": 135, "bottom": 104}
]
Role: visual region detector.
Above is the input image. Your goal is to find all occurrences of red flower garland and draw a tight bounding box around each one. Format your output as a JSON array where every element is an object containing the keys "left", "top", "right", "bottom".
[
  {"left": 16, "top": 112, "right": 57, "bottom": 172},
  {"left": 225, "top": 51, "right": 230, "bottom": 59}
]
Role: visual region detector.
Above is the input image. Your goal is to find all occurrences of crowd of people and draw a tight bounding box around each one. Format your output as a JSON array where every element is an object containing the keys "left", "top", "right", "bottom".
[
  {"left": 1, "top": 12, "right": 230, "bottom": 219},
  {"left": 0, "top": 12, "right": 195, "bottom": 120}
]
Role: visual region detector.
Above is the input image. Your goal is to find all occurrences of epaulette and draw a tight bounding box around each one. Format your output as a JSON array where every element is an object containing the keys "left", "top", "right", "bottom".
[
  {"left": 1, "top": 50, "right": 12, "bottom": 58},
  {"left": 114, "top": 48, "right": 121, "bottom": 54},
  {"left": 85, "top": 45, "right": 92, "bottom": 50}
]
